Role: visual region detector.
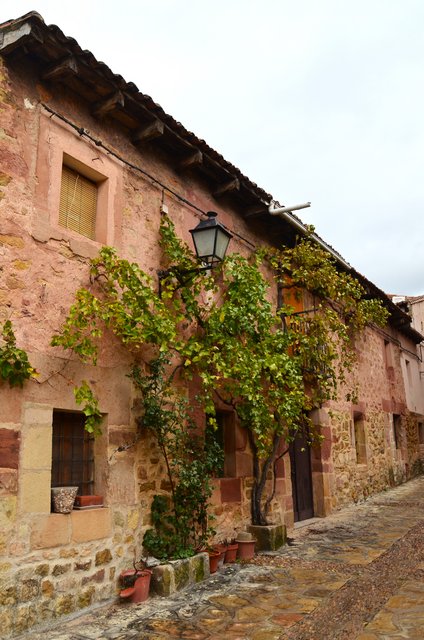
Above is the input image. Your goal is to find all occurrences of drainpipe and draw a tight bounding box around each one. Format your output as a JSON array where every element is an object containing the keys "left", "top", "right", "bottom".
[{"left": 268, "top": 201, "right": 351, "bottom": 271}]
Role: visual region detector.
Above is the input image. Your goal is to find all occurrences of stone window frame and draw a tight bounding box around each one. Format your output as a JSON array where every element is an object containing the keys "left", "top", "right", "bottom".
[
  {"left": 34, "top": 108, "right": 123, "bottom": 257},
  {"left": 20, "top": 402, "right": 107, "bottom": 517}
]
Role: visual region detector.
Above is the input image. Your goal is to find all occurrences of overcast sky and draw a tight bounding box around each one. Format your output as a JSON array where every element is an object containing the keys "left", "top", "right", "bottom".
[{"left": 2, "top": 1, "right": 423, "bottom": 295}]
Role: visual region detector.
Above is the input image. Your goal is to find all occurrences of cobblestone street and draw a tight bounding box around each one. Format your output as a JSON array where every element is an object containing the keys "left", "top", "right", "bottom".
[{"left": 22, "top": 477, "right": 424, "bottom": 640}]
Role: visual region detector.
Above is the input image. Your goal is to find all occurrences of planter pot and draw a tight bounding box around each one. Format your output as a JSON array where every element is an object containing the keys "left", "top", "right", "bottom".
[
  {"left": 224, "top": 543, "right": 238, "bottom": 563},
  {"left": 213, "top": 544, "right": 227, "bottom": 569},
  {"left": 51, "top": 486, "right": 78, "bottom": 514},
  {"left": 119, "top": 569, "right": 152, "bottom": 603},
  {"left": 236, "top": 539, "right": 256, "bottom": 560},
  {"left": 73, "top": 495, "right": 104, "bottom": 509},
  {"left": 208, "top": 551, "right": 221, "bottom": 574}
]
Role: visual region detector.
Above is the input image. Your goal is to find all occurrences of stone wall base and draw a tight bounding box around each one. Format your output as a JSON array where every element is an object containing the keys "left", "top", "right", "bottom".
[{"left": 151, "top": 552, "right": 210, "bottom": 596}]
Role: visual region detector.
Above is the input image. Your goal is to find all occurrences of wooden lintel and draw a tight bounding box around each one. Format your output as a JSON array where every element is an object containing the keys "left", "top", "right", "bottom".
[
  {"left": 42, "top": 56, "right": 78, "bottom": 81},
  {"left": 213, "top": 178, "right": 240, "bottom": 198},
  {"left": 132, "top": 120, "right": 165, "bottom": 144},
  {"left": 178, "top": 150, "right": 203, "bottom": 171},
  {"left": 244, "top": 204, "right": 268, "bottom": 217},
  {"left": 92, "top": 91, "right": 125, "bottom": 118}
]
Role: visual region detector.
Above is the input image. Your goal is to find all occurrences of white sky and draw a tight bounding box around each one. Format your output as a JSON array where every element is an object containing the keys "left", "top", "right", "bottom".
[{"left": 2, "top": 1, "right": 424, "bottom": 295}]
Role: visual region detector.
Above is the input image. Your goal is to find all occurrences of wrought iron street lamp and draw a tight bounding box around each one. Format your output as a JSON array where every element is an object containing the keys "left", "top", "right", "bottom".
[
  {"left": 189, "top": 211, "right": 233, "bottom": 266},
  {"left": 158, "top": 212, "right": 232, "bottom": 291}
]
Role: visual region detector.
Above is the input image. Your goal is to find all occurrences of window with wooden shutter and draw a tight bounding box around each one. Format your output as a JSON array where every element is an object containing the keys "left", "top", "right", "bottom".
[{"left": 59, "top": 165, "right": 97, "bottom": 239}]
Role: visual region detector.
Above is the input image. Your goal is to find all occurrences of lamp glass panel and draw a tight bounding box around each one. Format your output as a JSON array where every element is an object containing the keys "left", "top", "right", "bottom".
[
  {"left": 193, "top": 227, "right": 217, "bottom": 259},
  {"left": 215, "top": 230, "right": 231, "bottom": 261}
]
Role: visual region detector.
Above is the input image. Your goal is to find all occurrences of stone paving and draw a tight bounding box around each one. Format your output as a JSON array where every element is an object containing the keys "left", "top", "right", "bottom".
[{"left": 19, "top": 477, "right": 424, "bottom": 640}]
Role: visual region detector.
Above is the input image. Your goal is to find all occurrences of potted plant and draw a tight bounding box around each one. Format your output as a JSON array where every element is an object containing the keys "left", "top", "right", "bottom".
[
  {"left": 207, "top": 549, "right": 221, "bottom": 574},
  {"left": 236, "top": 531, "right": 256, "bottom": 560},
  {"left": 224, "top": 538, "right": 239, "bottom": 563},
  {"left": 51, "top": 486, "right": 78, "bottom": 514},
  {"left": 119, "top": 559, "right": 152, "bottom": 603}
]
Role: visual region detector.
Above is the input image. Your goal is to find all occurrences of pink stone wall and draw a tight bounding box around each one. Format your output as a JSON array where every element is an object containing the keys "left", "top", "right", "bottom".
[{"left": 0, "top": 52, "right": 423, "bottom": 635}]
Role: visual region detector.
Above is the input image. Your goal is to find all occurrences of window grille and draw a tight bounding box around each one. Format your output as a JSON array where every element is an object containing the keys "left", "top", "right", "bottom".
[{"left": 51, "top": 411, "right": 94, "bottom": 495}]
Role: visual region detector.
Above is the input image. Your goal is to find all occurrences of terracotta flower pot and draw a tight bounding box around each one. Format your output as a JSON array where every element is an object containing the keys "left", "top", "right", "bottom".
[
  {"left": 236, "top": 539, "right": 256, "bottom": 560},
  {"left": 119, "top": 569, "right": 152, "bottom": 603},
  {"left": 73, "top": 495, "right": 103, "bottom": 509},
  {"left": 224, "top": 543, "right": 239, "bottom": 563},
  {"left": 213, "top": 544, "right": 227, "bottom": 569},
  {"left": 208, "top": 551, "right": 221, "bottom": 574}
]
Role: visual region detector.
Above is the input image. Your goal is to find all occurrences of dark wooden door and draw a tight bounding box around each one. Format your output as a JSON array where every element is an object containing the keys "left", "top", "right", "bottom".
[{"left": 289, "top": 430, "right": 314, "bottom": 522}]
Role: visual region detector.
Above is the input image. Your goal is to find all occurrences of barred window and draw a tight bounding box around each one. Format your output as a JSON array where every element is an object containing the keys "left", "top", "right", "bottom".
[{"left": 51, "top": 410, "right": 94, "bottom": 497}]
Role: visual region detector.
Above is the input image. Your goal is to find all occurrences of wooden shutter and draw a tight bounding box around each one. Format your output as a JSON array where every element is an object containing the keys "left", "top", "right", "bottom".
[{"left": 59, "top": 165, "right": 97, "bottom": 239}]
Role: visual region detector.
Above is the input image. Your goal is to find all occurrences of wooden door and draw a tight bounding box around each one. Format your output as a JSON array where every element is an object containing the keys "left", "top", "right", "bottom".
[{"left": 289, "top": 430, "right": 314, "bottom": 522}]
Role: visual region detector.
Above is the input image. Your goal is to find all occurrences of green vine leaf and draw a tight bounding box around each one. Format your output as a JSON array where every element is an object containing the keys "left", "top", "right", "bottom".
[
  {"left": 74, "top": 381, "right": 103, "bottom": 435},
  {"left": 0, "top": 320, "right": 37, "bottom": 387}
]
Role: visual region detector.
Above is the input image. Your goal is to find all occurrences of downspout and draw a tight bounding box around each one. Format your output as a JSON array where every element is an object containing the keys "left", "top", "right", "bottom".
[{"left": 268, "top": 201, "right": 352, "bottom": 270}]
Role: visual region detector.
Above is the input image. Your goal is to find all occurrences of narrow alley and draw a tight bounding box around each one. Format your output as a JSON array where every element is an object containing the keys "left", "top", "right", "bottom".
[{"left": 21, "top": 476, "right": 424, "bottom": 640}]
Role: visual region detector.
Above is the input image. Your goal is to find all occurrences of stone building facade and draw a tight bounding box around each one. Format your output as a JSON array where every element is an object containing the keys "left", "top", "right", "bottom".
[{"left": 0, "top": 12, "right": 423, "bottom": 636}]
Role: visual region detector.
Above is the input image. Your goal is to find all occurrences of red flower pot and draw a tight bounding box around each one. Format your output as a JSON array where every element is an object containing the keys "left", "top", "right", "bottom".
[
  {"left": 236, "top": 539, "right": 256, "bottom": 560},
  {"left": 119, "top": 569, "right": 152, "bottom": 603},
  {"left": 208, "top": 551, "right": 221, "bottom": 574},
  {"left": 224, "top": 543, "right": 239, "bottom": 563}
]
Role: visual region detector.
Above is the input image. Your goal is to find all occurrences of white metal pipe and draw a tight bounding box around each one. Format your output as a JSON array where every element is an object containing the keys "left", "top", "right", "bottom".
[
  {"left": 268, "top": 201, "right": 311, "bottom": 215},
  {"left": 267, "top": 201, "right": 351, "bottom": 270}
]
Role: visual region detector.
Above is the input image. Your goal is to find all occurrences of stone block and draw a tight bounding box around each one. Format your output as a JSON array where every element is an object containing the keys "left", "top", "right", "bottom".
[
  {"left": 151, "top": 563, "right": 174, "bottom": 596},
  {"left": 20, "top": 578, "right": 40, "bottom": 601},
  {"left": 52, "top": 563, "right": 71, "bottom": 576},
  {"left": 190, "top": 552, "right": 209, "bottom": 583},
  {"left": 248, "top": 524, "right": 287, "bottom": 551},
  {"left": 71, "top": 508, "right": 111, "bottom": 542},
  {"left": 220, "top": 478, "right": 241, "bottom": 503},
  {"left": 0, "top": 469, "right": 17, "bottom": 495},
  {"left": 22, "top": 403, "right": 52, "bottom": 426},
  {"left": 95, "top": 549, "right": 112, "bottom": 566},
  {"left": 172, "top": 558, "right": 189, "bottom": 591},
  {"left": 30, "top": 514, "right": 71, "bottom": 549},
  {"left": 0, "top": 429, "right": 20, "bottom": 468},
  {"left": 0, "top": 495, "right": 17, "bottom": 527},
  {"left": 20, "top": 470, "right": 51, "bottom": 513},
  {"left": 0, "top": 585, "right": 17, "bottom": 606},
  {"left": 21, "top": 425, "right": 52, "bottom": 470}
]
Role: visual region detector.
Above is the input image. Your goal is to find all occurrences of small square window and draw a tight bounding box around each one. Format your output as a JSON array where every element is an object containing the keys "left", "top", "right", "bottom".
[
  {"left": 51, "top": 410, "right": 94, "bottom": 497},
  {"left": 59, "top": 165, "right": 97, "bottom": 239}
]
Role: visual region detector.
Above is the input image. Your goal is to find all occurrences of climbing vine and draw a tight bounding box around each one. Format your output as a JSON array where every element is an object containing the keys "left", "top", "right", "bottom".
[
  {"left": 0, "top": 319, "right": 37, "bottom": 387},
  {"left": 51, "top": 215, "right": 388, "bottom": 535}
]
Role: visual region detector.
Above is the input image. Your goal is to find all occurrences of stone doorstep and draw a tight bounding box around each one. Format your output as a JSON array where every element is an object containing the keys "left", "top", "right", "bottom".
[{"left": 150, "top": 552, "right": 210, "bottom": 597}]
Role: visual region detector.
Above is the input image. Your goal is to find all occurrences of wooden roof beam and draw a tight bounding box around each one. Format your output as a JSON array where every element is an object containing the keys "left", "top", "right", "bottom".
[
  {"left": 178, "top": 150, "right": 203, "bottom": 171},
  {"left": 132, "top": 119, "right": 164, "bottom": 145},
  {"left": 42, "top": 56, "right": 78, "bottom": 81},
  {"left": 213, "top": 178, "right": 240, "bottom": 198},
  {"left": 92, "top": 91, "right": 125, "bottom": 118},
  {"left": 244, "top": 204, "right": 268, "bottom": 217}
]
